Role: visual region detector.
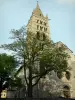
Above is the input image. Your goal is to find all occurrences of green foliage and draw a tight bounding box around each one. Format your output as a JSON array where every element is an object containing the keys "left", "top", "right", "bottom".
[
  {"left": 39, "top": 44, "right": 69, "bottom": 76},
  {"left": 0, "top": 26, "right": 69, "bottom": 79},
  {"left": 0, "top": 26, "right": 70, "bottom": 97},
  {"left": 9, "top": 77, "right": 24, "bottom": 89},
  {"left": 0, "top": 53, "right": 17, "bottom": 74},
  {"left": 0, "top": 53, "right": 17, "bottom": 89}
]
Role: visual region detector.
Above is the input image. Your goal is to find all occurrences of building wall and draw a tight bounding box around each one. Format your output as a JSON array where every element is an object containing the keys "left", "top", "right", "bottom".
[
  {"left": 16, "top": 3, "right": 75, "bottom": 98},
  {"left": 16, "top": 46, "right": 75, "bottom": 98},
  {"left": 67, "top": 51, "right": 75, "bottom": 98},
  {"left": 26, "top": 4, "right": 50, "bottom": 40},
  {"left": 57, "top": 42, "right": 75, "bottom": 98}
]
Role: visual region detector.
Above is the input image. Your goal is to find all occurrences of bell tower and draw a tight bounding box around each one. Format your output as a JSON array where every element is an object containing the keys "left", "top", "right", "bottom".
[{"left": 26, "top": 2, "right": 50, "bottom": 40}]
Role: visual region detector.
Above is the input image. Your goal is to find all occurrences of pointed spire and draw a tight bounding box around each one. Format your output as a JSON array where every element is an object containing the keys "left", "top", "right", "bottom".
[
  {"left": 32, "top": 1, "right": 44, "bottom": 17},
  {"left": 36, "top": 1, "right": 39, "bottom": 8}
]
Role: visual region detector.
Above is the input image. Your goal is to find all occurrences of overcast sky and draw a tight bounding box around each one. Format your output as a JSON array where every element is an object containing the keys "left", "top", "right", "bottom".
[{"left": 0, "top": 0, "right": 75, "bottom": 54}]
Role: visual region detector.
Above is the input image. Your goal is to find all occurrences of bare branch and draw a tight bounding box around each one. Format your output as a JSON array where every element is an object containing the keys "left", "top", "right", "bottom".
[
  {"left": 32, "top": 67, "right": 51, "bottom": 87},
  {"left": 24, "top": 64, "right": 29, "bottom": 86},
  {"left": 32, "top": 74, "right": 40, "bottom": 79}
]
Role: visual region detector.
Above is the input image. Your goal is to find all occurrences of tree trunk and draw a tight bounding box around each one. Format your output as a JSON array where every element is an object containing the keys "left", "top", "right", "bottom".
[
  {"left": 0, "top": 77, "right": 2, "bottom": 98},
  {"left": 28, "top": 66, "right": 32, "bottom": 97},
  {"left": 23, "top": 56, "right": 33, "bottom": 97},
  {"left": 28, "top": 82, "right": 32, "bottom": 97}
]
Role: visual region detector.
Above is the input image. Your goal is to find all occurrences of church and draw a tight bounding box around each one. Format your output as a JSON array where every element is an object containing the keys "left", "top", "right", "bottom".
[{"left": 16, "top": 2, "right": 75, "bottom": 98}]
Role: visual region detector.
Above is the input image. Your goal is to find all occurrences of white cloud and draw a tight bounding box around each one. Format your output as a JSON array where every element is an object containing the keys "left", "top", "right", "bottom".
[{"left": 57, "top": 0, "right": 75, "bottom": 5}]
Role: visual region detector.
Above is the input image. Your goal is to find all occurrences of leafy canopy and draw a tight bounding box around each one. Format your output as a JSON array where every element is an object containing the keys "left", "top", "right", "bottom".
[
  {"left": 0, "top": 26, "right": 69, "bottom": 83},
  {"left": 0, "top": 26, "right": 70, "bottom": 97}
]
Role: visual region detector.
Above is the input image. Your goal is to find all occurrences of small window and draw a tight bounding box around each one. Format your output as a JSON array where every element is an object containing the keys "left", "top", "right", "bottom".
[
  {"left": 44, "top": 22, "right": 46, "bottom": 26},
  {"left": 45, "top": 28, "right": 47, "bottom": 31},
  {"left": 43, "top": 34, "right": 46, "bottom": 41},
  {"left": 65, "top": 71, "right": 71, "bottom": 80},
  {"left": 40, "top": 21, "right": 42, "bottom": 24},
  {"left": 37, "top": 25, "right": 39, "bottom": 30},
  {"left": 37, "top": 20, "right": 39, "bottom": 23},
  {"left": 44, "top": 28, "right": 47, "bottom": 32},
  {"left": 37, "top": 32, "right": 40, "bottom": 39},
  {"left": 40, "top": 14, "right": 41, "bottom": 16},
  {"left": 40, "top": 26, "right": 43, "bottom": 31}
]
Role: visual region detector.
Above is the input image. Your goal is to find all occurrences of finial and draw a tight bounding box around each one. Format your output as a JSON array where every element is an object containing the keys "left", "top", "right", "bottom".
[{"left": 37, "top": 1, "right": 38, "bottom": 4}]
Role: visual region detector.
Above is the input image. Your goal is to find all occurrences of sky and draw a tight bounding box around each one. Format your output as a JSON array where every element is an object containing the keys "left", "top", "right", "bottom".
[{"left": 0, "top": 0, "right": 75, "bottom": 54}]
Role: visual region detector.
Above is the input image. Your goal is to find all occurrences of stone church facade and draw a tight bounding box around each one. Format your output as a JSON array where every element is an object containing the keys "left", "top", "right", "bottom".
[
  {"left": 16, "top": 2, "right": 75, "bottom": 98},
  {"left": 56, "top": 41, "right": 75, "bottom": 98}
]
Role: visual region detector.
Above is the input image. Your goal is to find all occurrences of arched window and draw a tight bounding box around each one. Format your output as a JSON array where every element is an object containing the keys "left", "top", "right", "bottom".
[
  {"left": 37, "top": 20, "right": 39, "bottom": 23},
  {"left": 43, "top": 33, "right": 46, "bottom": 41},
  {"left": 40, "top": 21, "right": 43, "bottom": 24},
  {"left": 37, "top": 25, "right": 39, "bottom": 30},
  {"left": 40, "top": 14, "right": 41, "bottom": 16},
  {"left": 44, "top": 28, "right": 47, "bottom": 32},
  {"left": 37, "top": 32, "right": 40, "bottom": 40},
  {"left": 63, "top": 85, "right": 71, "bottom": 98},
  {"left": 65, "top": 71, "right": 71, "bottom": 80},
  {"left": 44, "top": 22, "right": 46, "bottom": 26},
  {"left": 40, "top": 26, "right": 43, "bottom": 31}
]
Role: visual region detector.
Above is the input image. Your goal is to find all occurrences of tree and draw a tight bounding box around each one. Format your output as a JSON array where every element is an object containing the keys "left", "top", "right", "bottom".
[
  {"left": 0, "top": 26, "right": 70, "bottom": 97},
  {"left": 0, "top": 53, "right": 17, "bottom": 97},
  {"left": 8, "top": 77, "right": 24, "bottom": 89}
]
